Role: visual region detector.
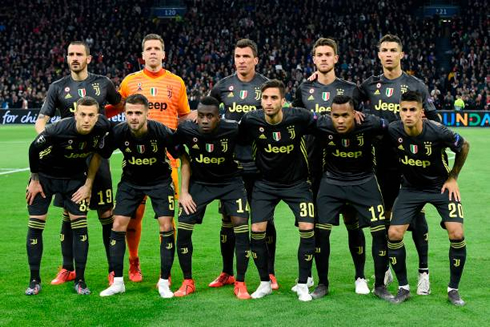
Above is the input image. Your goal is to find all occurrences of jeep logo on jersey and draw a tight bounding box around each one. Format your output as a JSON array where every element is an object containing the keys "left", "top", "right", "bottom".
[
  {"left": 410, "top": 144, "right": 418, "bottom": 154},
  {"left": 386, "top": 88, "right": 394, "bottom": 97},
  {"left": 206, "top": 144, "right": 214, "bottom": 152},
  {"left": 342, "top": 139, "right": 350, "bottom": 147},
  {"left": 78, "top": 89, "right": 86, "bottom": 97},
  {"left": 322, "top": 92, "right": 330, "bottom": 101},
  {"left": 272, "top": 132, "right": 281, "bottom": 141},
  {"left": 137, "top": 145, "right": 145, "bottom": 154},
  {"left": 240, "top": 90, "right": 248, "bottom": 99}
]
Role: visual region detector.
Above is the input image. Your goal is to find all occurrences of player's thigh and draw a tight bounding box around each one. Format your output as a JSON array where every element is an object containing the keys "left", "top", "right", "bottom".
[
  {"left": 391, "top": 188, "right": 426, "bottom": 226},
  {"left": 113, "top": 181, "right": 146, "bottom": 217},
  {"left": 347, "top": 178, "right": 387, "bottom": 230},
  {"left": 251, "top": 181, "right": 280, "bottom": 224},
  {"left": 282, "top": 181, "right": 315, "bottom": 224},
  {"left": 430, "top": 191, "right": 464, "bottom": 227},
  {"left": 89, "top": 158, "right": 113, "bottom": 211},
  {"left": 219, "top": 179, "right": 249, "bottom": 220},
  {"left": 178, "top": 182, "right": 215, "bottom": 225},
  {"left": 147, "top": 182, "right": 176, "bottom": 218},
  {"left": 27, "top": 176, "right": 55, "bottom": 216},
  {"left": 375, "top": 169, "right": 401, "bottom": 211},
  {"left": 62, "top": 179, "right": 90, "bottom": 216},
  {"left": 316, "top": 180, "right": 344, "bottom": 226}
]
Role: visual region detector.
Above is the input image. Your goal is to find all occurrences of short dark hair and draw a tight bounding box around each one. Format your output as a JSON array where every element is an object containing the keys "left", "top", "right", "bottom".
[
  {"left": 400, "top": 90, "right": 423, "bottom": 104},
  {"left": 235, "top": 39, "right": 258, "bottom": 57},
  {"left": 142, "top": 34, "right": 164, "bottom": 51},
  {"left": 332, "top": 95, "right": 354, "bottom": 109},
  {"left": 261, "top": 79, "right": 285, "bottom": 98},
  {"left": 125, "top": 93, "right": 149, "bottom": 109},
  {"left": 312, "top": 37, "right": 338, "bottom": 55},
  {"left": 198, "top": 96, "right": 220, "bottom": 108},
  {"left": 378, "top": 34, "right": 403, "bottom": 51},
  {"left": 76, "top": 96, "right": 99, "bottom": 110},
  {"left": 68, "top": 41, "right": 90, "bottom": 55}
]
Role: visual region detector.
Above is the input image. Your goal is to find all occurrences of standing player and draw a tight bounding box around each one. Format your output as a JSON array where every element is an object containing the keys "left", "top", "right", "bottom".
[
  {"left": 387, "top": 91, "right": 469, "bottom": 306},
  {"left": 99, "top": 94, "right": 178, "bottom": 298},
  {"left": 35, "top": 41, "right": 121, "bottom": 285},
  {"left": 360, "top": 34, "right": 440, "bottom": 294},
  {"left": 314, "top": 95, "right": 393, "bottom": 301},
  {"left": 174, "top": 96, "right": 251, "bottom": 299},
  {"left": 107, "top": 34, "right": 191, "bottom": 282},
  {"left": 292, "top": 37, "right": 367, "bottom": 295},
  {"left": 239, "top": 80, "right": 316, "bottom": 301},
  {"left": 26, "top": 97, "right": 111, "bottom": 295},
  {"left": 209, "top": 39, "right": 279, "bottom": 289}
]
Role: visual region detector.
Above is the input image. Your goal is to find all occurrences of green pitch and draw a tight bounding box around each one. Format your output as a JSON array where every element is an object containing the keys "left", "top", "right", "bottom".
[{"left": 0, "top": 125, "right": 489, "bottom": 326}]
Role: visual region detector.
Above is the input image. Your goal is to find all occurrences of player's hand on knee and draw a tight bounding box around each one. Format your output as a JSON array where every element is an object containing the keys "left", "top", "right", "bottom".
[
  {"left": 180, "top": 192, "right": 197, "bottom": 215},
  {"left": 26, "top": 180, "right": 45, "bottom": 205},
  {"left": 72, "top": 185, "right": 92, "bottom": 205},
  {"left": 354, "top": 110, "right": 365, "bottom": 124},
  {"left": 441, "top": 177, "right": 460, "bottom": 202}
]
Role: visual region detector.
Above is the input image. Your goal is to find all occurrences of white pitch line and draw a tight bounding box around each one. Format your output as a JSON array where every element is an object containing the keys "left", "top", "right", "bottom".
[{"left": 0, "top": 168, "right": 29, "bottom": 175}]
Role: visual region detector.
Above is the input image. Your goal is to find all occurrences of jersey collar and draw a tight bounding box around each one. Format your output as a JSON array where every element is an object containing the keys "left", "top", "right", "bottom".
[{"left": 143, "top": 67, "right": 166, "bottom": 78}]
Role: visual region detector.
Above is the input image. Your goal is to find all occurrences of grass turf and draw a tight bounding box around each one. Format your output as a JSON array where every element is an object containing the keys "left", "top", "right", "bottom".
[{"left": 0, "top": 125, "right": 489, "bottom": 326}]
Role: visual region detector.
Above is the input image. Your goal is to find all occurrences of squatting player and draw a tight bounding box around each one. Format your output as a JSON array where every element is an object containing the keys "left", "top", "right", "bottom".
[
  {"left": 209, "top": 39, "right": 279, "bottom": 289},
  {"left": 99, "top": 94, "right": 179, "bottom": 298},
  {"left": 174, "top": 96, "right": 252, "bottom": 299},
  {"left": 387, "top": 91, "right": 469, "bottom": 306},
  {"left": 106, "top": 34, "right": 191, "bottom": 282},
  {"left": 314, "top": 95, "right": 393, "bottom": 301},
  {"left": 35, "top": 41, "right": 121, "bottom": 285},
  {"left": 292, "top": 37, "right": 367, "bottom": 295},
  {"left": 360, "top": 34, "right": 440, "bottom": 293},
  {"left": 26, "top": 97, "right": 111, "bottom": 295},
  {"left": 239, "top": 80, "right": 317, "bottom": 301}
]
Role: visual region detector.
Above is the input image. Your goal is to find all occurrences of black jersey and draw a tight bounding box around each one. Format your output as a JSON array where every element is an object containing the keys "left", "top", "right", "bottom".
[
  {"left": 360, "top": 72, "right": 436, "bottom": 123},
  {"left": 292, "top": 78, "right": 362, "bottom": 176},
  {"left": 388, "top": 120, "right": 465, "bottom": 191},
  {"left": 292, "top": 78, "right": 361, "bottom": 114},
  {"left": 210, "top": 73, "right": 268, "bottom": 169},
  {"left": 40, "top": 73, "right": 121, "bottom": 118},
  {"left": 104, "top": 120, "right": 178, "bottom": 186},
  {"left": 239, "top": 107, "right": 317, "bottom": 186},
  {"left": 316, "top": 115, "right": 387, "bottom": 185},
  {"left": 29, "top": 116, "right": 111, "bottom": 179},
  {"left": 176, "top": 120, "right": 241, "bottom": 184},
  {"left": 210, "top": 73, "right": 269, "bottom": 122}
]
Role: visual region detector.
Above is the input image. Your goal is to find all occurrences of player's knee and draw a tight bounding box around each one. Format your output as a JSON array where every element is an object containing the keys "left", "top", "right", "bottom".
[
  {"left": 251, "top": 222, "right": 267, "bottom": 233},
  {"left": 158, "top": 218, "right": 174, "bottom": 232},
  {"left": 388, "top": 227, "right": 404, "bottom": 241},
  {"left": 97, "top": 208, "right": 113, "bottom": 219},
  {"left": 448, "top": 229, "right": 464, "bottom": 241},
  {"left": 113, "top": 216, "right": 130, "bottom": 231},
  {"left": 298, "top": 222, "right": 314, "bottom": 230}
]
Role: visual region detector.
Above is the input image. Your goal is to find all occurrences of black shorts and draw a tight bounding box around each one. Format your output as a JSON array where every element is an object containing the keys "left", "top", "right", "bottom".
[
  {"left": 53, "top": 158, "right": 113, "bottom": 210},
  {"left": 316, "top": 176, "right": 387, "bottom": 229},
  {"left": 28, "top": 175, "right": 89, "bottom": 216},
  {"left": 251, "top": 180, "right": 314, "bottom": 224},
  {"left": 179, "top": 178, "right": 249, "bottom": 224},
  {"left": 391, "top": 188, "right": 464, "bottom": 226},
  {"left": 375, "top": 168, "right": 401, "bottom": 211},
  {"left": 113, "top": 180, "right": 175, "bottom": 218}
]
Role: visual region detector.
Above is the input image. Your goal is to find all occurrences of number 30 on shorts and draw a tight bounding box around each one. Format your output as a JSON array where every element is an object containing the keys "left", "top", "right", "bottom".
[{"left": 299, "top": 202, "right": 315, "bottom": 217}]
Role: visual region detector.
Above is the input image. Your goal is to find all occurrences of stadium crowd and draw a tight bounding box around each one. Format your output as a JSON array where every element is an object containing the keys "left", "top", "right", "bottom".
[{"left": 0, "top": 0, "right": 488, "bottom": 110}]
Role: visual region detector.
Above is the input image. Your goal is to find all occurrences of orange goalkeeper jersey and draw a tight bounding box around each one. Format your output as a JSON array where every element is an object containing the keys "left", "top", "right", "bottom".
[{"left": 119, "top": 68, "right": 190, "bottom": 130}]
